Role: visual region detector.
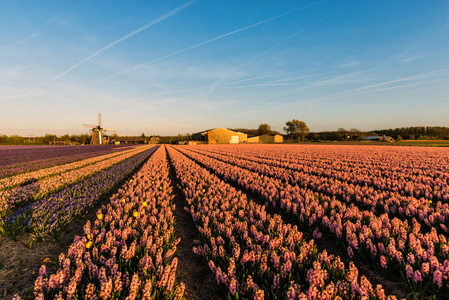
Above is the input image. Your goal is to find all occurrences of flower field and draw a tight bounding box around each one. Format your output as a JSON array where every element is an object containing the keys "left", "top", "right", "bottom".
[
  {"left": 0, "top": 145, "right": 136, "bottom": 179},
  {"left": 169, "top": 144, "right": 449, "bottom": 299},
  {"left": 0, "top": 145, "right": 157, "bottom": 242},
  {"left": 2, "top": 144, "right": 448, "bottom": 299}
]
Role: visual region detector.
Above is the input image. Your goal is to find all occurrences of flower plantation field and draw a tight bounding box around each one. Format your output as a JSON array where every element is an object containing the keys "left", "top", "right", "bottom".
[
  {"left": 0, "top": 145, "right": 157, "bottom": 242},
  {"left": 0, "top": 145, "right": 138, "bottom": 179},
  {"left": 2, "top": 144, "right": 448, "bottom": 299},
  {"left": 170, "top": 144, "right": 449, "bottom": 299}
]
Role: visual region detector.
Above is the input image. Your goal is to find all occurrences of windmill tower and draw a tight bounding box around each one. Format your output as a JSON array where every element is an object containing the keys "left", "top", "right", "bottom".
[{"left": 83, "top": 113, "right": 116, "bottom": 145}]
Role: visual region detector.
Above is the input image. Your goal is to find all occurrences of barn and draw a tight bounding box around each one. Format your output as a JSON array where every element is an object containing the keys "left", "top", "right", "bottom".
[
  {"left": 248, "top": 134, "right": 283, "bottom": 143},
  {"left": 247, "top": 136, "right": 259, "bottom": 143},
  {"left": 363, "top": 135, "right": 395, "bottom": 142},
  {"left": 192, "top": 128, "right": 247, "bottom": 144},
  {"left": 113, "top": 137, "right": 149, "bottom": 144}
]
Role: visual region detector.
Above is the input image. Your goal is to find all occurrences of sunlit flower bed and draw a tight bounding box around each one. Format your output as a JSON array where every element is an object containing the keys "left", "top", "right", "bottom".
[
  {"left": 175, "top": 145, "right": 449, "bottom": 298},
  {"left": 193, "top": 144, "right": 449, "bottom": 201},
  {"left": 0, "top": 146, "right": 151, "bottom": 219},
  {"left": 0, "top": 146, "right": 140, "bottom": 191},
  {"left": 167, "top": 146, "right": 391, "bottom": 299},
  {"left": 32, "top": 145, "right": 184, "bottom": 299},
  {"left": 0, "top": 145, "right": 133, "bottom": 178},
  {"left": 184, "top": 146, "right": 449, "bottom": 233},
  {"left": 1, "top": 146, "right": 158, "bottom": 242}
]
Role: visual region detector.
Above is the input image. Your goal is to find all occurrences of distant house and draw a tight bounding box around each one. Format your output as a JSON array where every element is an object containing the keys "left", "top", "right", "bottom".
[
  {"left": 248, "top": 134, "right": 283, "bottom": 143},
  {"left": 192, "top": 128, "right": 247, "bottom": 144},
  {"left": 149, "top": 136, "right": 160, "bottom": 144},
  {"left": 114, "top": 137, "right": 149, "bottom": 144},
  {"left": 364, "top": 135, "right": 395, "bottom": 142}
]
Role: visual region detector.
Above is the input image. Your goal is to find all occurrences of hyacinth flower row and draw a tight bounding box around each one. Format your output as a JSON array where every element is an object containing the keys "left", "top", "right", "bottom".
[
  {"left": 0, "top": 146, "right": 142, "bottom": 191},
  {"left": 1, "top": 146, "right": 158, "bottom": 242},
  {"left": 31, "top": 145, "right": 184, "bottom": 300},
  {"left": 184, "top": 146, "right": 449, "bottom": 234},
  {"left": 193, "top": 145, "right": 449, "bottom": 202},
  {"left": 0, "top": 145, "right": 121, "bottom": 166},
  {"left": 179, "top": 146, "right": 449, "bottom": 239},
  {"left": 0, "top": 145, "right": 132, "bottom": 179},
  {"left": 181, "top": 145, "right": 449, "bottom": 252},
  {"left": 208, "top": 144, "right": 449, "bottom": 207},
  {"left": 174, "top": 146, "right": 449, "bottom": 298},
  {"left": 0, "top": 146, "right": 152, "bottom": 228},
  {"left": 0, "top": 145, "right": 137, "bottom": 165},
  {"left": 0, "top": 147, "right": 148, "bottom": 218},
  {"left": 167, "top": 146, "right": 391, "bottom": 300}
]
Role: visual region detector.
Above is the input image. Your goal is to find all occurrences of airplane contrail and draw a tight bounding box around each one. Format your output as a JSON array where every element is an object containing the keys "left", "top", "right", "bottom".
[
  {"left": 320, "top": 75, "right": 449, "bottom": 102},
  {"left": 258, "top": 70, "right": 368, "bottom": 103},
  {"left": 205, "top": 7, "right": 340, "bottom": 93},
  {"left": 312, "top": 67, "right": 449, "bottom": 100},
  {"left": 0, "top": 32, "right": 42, "bottom": 49},
  {"left": 288, "top": 68, "right": 449, "bottom": 106},
  {"left": 35, "top": 0, "right": 195, "bottom": 89},
  {"left": 100, "top": 0, "right": 327, "bottom": 82},
  {"left": 216, "top": 72, "right": 330, "bottom": 89}
]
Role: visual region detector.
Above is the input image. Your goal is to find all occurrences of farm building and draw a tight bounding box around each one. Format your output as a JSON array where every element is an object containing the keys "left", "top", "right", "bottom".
[
  {"left": 149, "top": 136, "right": 161, "bottom": 144},
  {"left": 364, "top": 135, "right": 395, "bottom": 142},
  {"left": 192, "top": 128, "right": 247, "bottom": 144},
  {"left": 247, "top": 136, "right": 259, "bottom": 143},
  {"left": 248, "top": 134, "right": 283, "bottom": 143},
  {"left": 113, "top": 137, "right": 149, "bottom": 145}
]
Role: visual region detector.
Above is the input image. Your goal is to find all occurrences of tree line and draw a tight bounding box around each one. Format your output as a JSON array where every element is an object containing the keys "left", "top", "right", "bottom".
[
  {"left": 2, "top": 125, "right": 448, "bottom": 145},
  {"left": 0, "top": 133, "right": 91, "bottom": 145},
  {"left": 374, "top": 126, "right": 449, "bottom": 140}
]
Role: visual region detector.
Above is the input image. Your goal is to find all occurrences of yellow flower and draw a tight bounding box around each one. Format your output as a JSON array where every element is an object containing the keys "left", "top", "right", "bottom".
[
  {"left": 121, "top": 198, "right": 126, "bottom": 203},
  {"left": 152, "top": 181, "right": 154, "bottom": 184},
  {"left": 97, "top": 214, "right": 103, "bottom": 221},
  {"left": 429, "top": 200, "right": 433, "bottom": 204},
  {"left": 87, "top": 234, "right": 91, "bottom": 240},
  {"left": 86, "top": 241, "right": 92, "bottom": 249},
  {"left": 143, "top": 201, "right": 147, "bottom": 207},
  {"left": 160, "top": 186, "right": 163, "bottom": 190},
  {"left": 133, "top": 211, "right": 139, "bottom": 218},
  {"left": 130, "top": 179, "right": 133, "bottom": 183},
  {"left": 43, "top": 257, "right": 51, "bottom": 263},
  {"left": 202, "top": 189, "right": 206, "bottom": 193}
]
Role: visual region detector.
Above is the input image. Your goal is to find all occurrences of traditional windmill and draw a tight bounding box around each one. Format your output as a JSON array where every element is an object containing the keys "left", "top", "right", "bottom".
[{"left": 83, "top": 113, "right": 116, "bottom": 145}]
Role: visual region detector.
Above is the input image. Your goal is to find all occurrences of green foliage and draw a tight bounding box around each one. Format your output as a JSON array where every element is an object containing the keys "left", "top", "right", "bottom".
[
  {"left": 0, "top": 133, "right": 91, "bottom": 145},
  {"left": 283, "top": 119, "right": 309, "bottom": 142},
  {"left": 257, "top": 123, "right": 272, "bottom": 135}
]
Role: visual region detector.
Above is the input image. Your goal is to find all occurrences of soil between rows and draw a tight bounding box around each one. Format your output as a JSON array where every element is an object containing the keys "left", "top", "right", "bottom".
[{"left": 166, "top": 147, "right": 223, "bottom": 300}]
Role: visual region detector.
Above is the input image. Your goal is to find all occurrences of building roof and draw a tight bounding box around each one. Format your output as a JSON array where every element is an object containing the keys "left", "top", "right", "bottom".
[
  {"left": 249, "top": 134, "right": 282, "bottom": 138},
  {"left": 116, "top": 137, "right": 148, "bottom": 141},
  {"left": 194, "top": 127, "right": 239, "bottom": 135},
  {"left": 364, "top": 136, "right": 393, "bottom": 140}
]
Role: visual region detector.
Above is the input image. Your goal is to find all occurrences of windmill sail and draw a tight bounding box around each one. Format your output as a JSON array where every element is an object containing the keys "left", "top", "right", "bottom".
[{"left": 83, "top": 113, "right": 114, "bottom": 145}]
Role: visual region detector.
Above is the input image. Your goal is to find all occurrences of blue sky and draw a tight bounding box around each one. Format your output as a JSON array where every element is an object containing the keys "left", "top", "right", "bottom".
[{"left": 1, "top": 0, "right": 448, "bottom": 136}]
